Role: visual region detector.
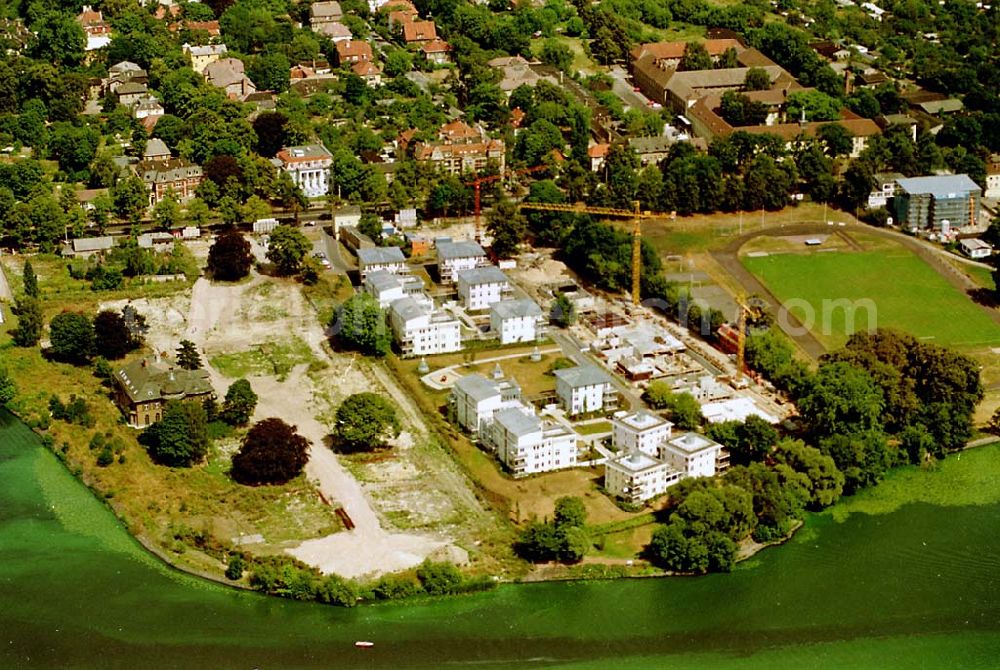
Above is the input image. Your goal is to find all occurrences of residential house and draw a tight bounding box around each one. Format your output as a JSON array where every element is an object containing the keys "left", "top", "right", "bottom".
[
  {"left": 204, "top": 58, "right": 257, "bottom": 98},
  {"left": 334, "top": 40, "right": 372, "bottom": 66},
  {"left": 333, "top": 204, "right": 362, "bottom": 234},
  {"left": 143, "top": 138, "right": 172, "bottom": 162},
  {"left": 421, "top": 38, "right": 452, "bottom": 64},
  {"left": 389, "top": 295, "right": 462, "bottom": 357},
  {"left": 893, "top": 175, "right": 982, "bottom": 231},
  {"left": 413, "top": 120, "right": 505, "bottom": 175},
  {"left": 365, "top": 269, "right": 425, "bottom": 308},
  {"left": 959, "top": 239, "right": 992, "bottom": 259},
  {"left": 310, "top": 1, "right": 343, "bottom": 28},
  {"left": 452, "top": 373, "right": 522, "bottom": 436},
  {"left": 357, "top": 246, "right": 407, "bottom": 281},
  {"left": 402, "top": 20, "right": 437, "bottom": 44},
  {"left": 612, "top": 411, "right": 673, "bottom": 457},
  {"left": 66, "top": 236, "right": 115, "bottom": 258},
  {"left": 388, "top": 8, "right": 419, "bottom": 29},
  {"left": 274, "top": 144, "right": 333, "bottom": 198},
  {"left": 866, "top": 172, "right": 904, "bottom": 209},
  {"left": 456, "top": 265, "right": 510, "bottom": 311},
  {"left": 490, "top": 299, "right": 543, "bottom": 344},
  {"left": 627, "top": 136, "right": 674, "bottom": 166},
  {"left": 116, "top": 82, "right": 148, "bottom": 107},
  {"left": 138, "top": 158, "right": 204, "bottom": 206},
  {"left": 986, "top": 155, "right": 1000, "bottom": 199},
  {"left": 588, "top": 143, "right": 610, "bottom": 172},
  {"left": 436, "top": 239, "right": 487, "bottom": 283},
  {"left": 554, "top": 365, "right": 618, "bottom": 416},
  {"left": 487, "top": 404, "right": 577, "bottom": 477},
  {"left": 352, "top": 60, "right": 383, "bottom": 87},
  {"left": 107, "top": 61, "right": 147, "bottom": 93},
  {"left": 604, "top": 450, "right": 681, "bottom": 504},
  {"left": 132, "top": 95, "right": 164, "bottom": 120},
  {"left": 315, "top": 21, "right": 352, "bottom": 42},
  {"left": 488, "top": 55, "right": 541, "bottom": 94},
  {"left": 78, "top": 5, "right": 111, "bottom": 51},
  {"left": 658, "top": 432, "right": 724, "bottom": 478},
  {"left": 112, "top": 359, "right": 213, "bottom": 428},
  {"left": 184, "top": 43, "right": 228, "bottom": 74},
  {"left": 175, "top": 20, "right": 222, "bottom": 38}
]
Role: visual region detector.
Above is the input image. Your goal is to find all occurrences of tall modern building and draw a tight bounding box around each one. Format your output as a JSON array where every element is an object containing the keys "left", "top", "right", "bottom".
[{"left": 893, "top": 175, "right": 981, "bottom": 231}]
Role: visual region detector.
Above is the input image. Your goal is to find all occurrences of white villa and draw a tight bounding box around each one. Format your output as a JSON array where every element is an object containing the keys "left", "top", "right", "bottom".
[
  {"left": 274, "top": 144, "right": 333, "bottom": 198},
  {"left": 389, "top": 295, "right": 461, "bottom": 357},
  {"left": 364, "top": 270, "right": 424, "bottom": 308},
  {"left": 490, "top": 299, "right": 543, "bottom": 344},
  {"left": 659, "top": 432, "right": 725, "bottom": 479},
  {"left": 456, "top": 265, "right": 509, "bottom": 311},
  {"left": 436, "top": 239, "right": 487, "bottom": 283},
  {"left": 488, "top": 404, "right": 577, "bottom": 477},
  {"left": 452, "top": 373, "right": 522, "bottom": 436},
  {"left": 554, "top": 364, "right": 618, "bottom": 416},
  {"left": 612, "top": 411, "right": 673, "bottom": 457},
  {"left": 604, "top": 450, "right": 681, "bottom": 504},
  {"left": 357, "top": 246, "right": 406, "bottom": 281}
]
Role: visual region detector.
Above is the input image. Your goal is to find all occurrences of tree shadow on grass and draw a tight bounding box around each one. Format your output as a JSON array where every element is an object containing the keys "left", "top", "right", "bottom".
[{"left": 967, "top": 287, "right": 1000, "bottom": 309}]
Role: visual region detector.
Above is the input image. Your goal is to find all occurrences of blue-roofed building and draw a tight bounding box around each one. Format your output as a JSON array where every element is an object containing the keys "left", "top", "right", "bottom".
[{"left": 893, "top": 174, "right": 981, "bottom": 231}]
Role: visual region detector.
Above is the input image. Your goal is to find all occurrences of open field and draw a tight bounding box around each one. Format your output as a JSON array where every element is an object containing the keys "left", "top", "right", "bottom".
[{"left": 742, "top": 245, "right": 1000, "bottom": 351}]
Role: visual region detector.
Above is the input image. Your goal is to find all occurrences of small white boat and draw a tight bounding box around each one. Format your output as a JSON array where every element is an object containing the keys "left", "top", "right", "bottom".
[{"left": 354, "top": 641, "right": 375, "bottom": 648}]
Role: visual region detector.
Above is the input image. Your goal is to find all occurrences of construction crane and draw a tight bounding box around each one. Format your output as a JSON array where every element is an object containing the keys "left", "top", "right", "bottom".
[
  {"left": 518, "top": 201, "right": 662, "bottom": 306},
  {"left": 466, "top": 164, "right": 550, "bottom": 245},
  {"left": 734, "top": 293, "right": 763, "bottom": 384}
]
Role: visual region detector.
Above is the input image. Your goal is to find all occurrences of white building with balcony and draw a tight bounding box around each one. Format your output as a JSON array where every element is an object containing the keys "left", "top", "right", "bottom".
[
  {"left": 604, "top": 451, "right": 682, "bottom": 504},
  {"left": 364, "top": 270, "right": 424, "bottom": 308},
  {"left": 659, "top": 432, "right": 724, "bottom": 479},
  {"left": 456, "top": 265, "right": 509, "bottom": 311},
  {"left": 357, "top": 246, "right": 406, "bottom": 281},
  {"left": 452, "top": 373, "right": 522, "bottom": 436},
  {"left": 554, "top": 364, "right": 618, "bottom": 416},
  {"left": 436, "top": 239, "right": 487, "bottom": 283},
  {"left": 488, "top": 404, "right": 578, "bottom": 477},
  {"left": 612, "top": 411, "right": 673, "bottom": 457},
  {"left": 490, "top": 299, "right": 544, "bottom": 344},
  {"left": 274, "top": 144, "right": 333, "bottom": 198},
  {"left": 389, "top": 295, "right": 461, "bottom": 357}
]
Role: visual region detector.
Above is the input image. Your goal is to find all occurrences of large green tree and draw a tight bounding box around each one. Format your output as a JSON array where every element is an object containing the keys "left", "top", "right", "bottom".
[
  {"left": 485, "top": 199, "right": 526, "bottom": 259},
  {"left": 48, "top": 312, "right": 95, "bottom": 364},
  {"left": 93, "top": 310, "right": 139, "bottom": 360},
  {"left": 208, "top": 230, "right": 253, "bottom": 281},
  {"left": 142, "top": 400, "right": 210, "bottom": 467},
  {"left": 333, "top": 392, "right": 401, "bottom": 452},
  {"left": 222, "top": 378, "right": 258, "bottom": 426},
  {"left": 265, "top": 225, "right": 310, "bottom": 275},
  {"left": 231, "top": 417, "right": 309, "bottom": 485},
  {"left": 333, "top": 293, "right": 391, "bottom": 357},
  {"left": 797, "top": 362, "right": 884, "bottom": 440},
  {"left": 11, "top": 295, "right": 43, "bottom": 347}
]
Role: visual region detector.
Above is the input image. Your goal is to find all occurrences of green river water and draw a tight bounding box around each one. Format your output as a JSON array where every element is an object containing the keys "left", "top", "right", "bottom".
[{"left": 2, "top": 408, "right": 1000, "bottom": 669}]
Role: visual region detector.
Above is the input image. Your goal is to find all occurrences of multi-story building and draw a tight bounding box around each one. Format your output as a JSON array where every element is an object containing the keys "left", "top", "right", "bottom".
[
  {"left": 986, "top": 155, "right": 1000, "bottom": 199},
  {"left": 436, "top": 239, "right": 487, "bottom": 283},
  {"left": 412, "top": 120, "right": 505, "bottom": 175},
  {"left": 136, "top": 142, "right": 203, "bottom": 206},
  {"left": 357, "top": 246, "right": 407, "bottom": 281},
  {"left": 604, "top": 451, "right": 682, "bottom": 504},
  {"left": 452, "top": 373, "right": 522, "bottom": 436},
  {"left": 893, "top": 174, "right": 982, "bottom": 231},
  {"left": 364, "top": 269, "right": 425, "bottom": 308},
  {"left": 402, "top": 19, "right": 437, "bottom": 44},
  {"left": 309, "top": 1, "right": 343, "bottom": 28},
  {"left": 274, "top": 144, "right": 333, "bottom": 198},
  {"left": 612, "top": 411, "right": 673, "bottom": 457},
  {"left": 421, "top": 38, "right": 452, "bottom": 64},
  {"left": 659, "top": 432, "right": 724, "bottom": 479},
  {"left": 490, "top": 299, "right": 544, "bottom": 344},
  {"left": 112, "top": 359, "right": 214, "bottom": 428},
  {"left": 78, "top": 5, "right": 111, "bottom": 51},
  {"left": 389, "top": 295, "right": 461, "bottom": 357},
  {"left": 184, "top": 43, "right": 228, "bottom": 74},
  {"left": 554, "top": 365, "right": 618, "bottom": 416},
  {"left": 334, "top": 40, "right": 373, "bottom": 65},
  {"left": 488, "top": 404, "right": 577, "bottom": 477},
  {"left": 456, "top": 265, "right": 509, "bottom": 311},
  {"left": 352, "top": 60, "right": 382, "bottom": 87},
  {"left": 204, "top": 58, "right": 257, "bottom": 99}
]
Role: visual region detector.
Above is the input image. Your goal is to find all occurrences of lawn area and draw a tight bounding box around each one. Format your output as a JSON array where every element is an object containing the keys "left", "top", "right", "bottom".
[
  {"left": 743, "top": 245, "right": 1000, "bottom": 350},
  {"left": 529, "top": 36, "right": 598, "bottom": 75},
  {"left": 209, "top": 337, "right": 315, "bottom": 380},
  {"left": 576, "top": 420, "right": 612, "bottom": 436}
]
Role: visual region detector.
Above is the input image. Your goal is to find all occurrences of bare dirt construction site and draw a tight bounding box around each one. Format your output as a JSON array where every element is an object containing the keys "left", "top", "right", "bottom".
[{"left": 102, "top": 245, "right": 497, "bottom": 580}]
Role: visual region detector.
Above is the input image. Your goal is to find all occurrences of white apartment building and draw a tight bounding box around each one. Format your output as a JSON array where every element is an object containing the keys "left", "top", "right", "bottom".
[
  {"left": 389, "top": 295, "right": 461, "bottom": 357},
  {"left": 456, "top": 265, "right": 509, "bottom": 311},
  {"left": 436, "top": 239, "right": 487, "bottom": 283},
  {"left": 274, "top": 144, "right": 333, "bottom": 198},
  {"left": 554, "top": 365, "right": 618, "bottom": 416},
  {"left": 612, "top": 411, "right": 673, "bottom": 457},
  {"left": 488, "top": 404, "right": 578, "bottom": 477},
  {"left": 357, "top": 246, "right": 406, "bottom": 281},
  {"left": 452, "top": 373, "right": 522, "bottom": 435},
  {"left": 490, "top": 299, "right": 543, "bottom": 344},
  {"left": 184, "top": 43, "right": 228, "bottom": 74},
  {"left": 604, "top": 450, "right": 682, "bottom": 504},
  {"left": 659, "top": 432, "right": 723, "bottom": 479},
  {"left": 364, "top": 270, "right": 424, "bottom": 308}
]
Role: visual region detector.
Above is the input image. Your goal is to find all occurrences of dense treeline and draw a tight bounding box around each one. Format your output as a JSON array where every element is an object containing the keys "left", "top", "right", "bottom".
[{"left": 644, "top": 327, "right": 981, "bottom": 573}]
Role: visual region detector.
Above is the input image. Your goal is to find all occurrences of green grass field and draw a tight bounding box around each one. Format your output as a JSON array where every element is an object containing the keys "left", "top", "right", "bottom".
[{"left": 743, "top": 246, "right": 1000, "bottom": 350}]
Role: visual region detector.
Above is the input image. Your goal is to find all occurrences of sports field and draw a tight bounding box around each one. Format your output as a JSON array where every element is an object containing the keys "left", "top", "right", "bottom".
[{"left": 743, "top": 245, "right": 1000, "bottom": 350}]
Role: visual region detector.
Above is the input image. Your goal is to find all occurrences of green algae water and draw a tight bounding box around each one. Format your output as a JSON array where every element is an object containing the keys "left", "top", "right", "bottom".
[{"left": 2, "top": 408, "right": 1000, "bottom": 670}]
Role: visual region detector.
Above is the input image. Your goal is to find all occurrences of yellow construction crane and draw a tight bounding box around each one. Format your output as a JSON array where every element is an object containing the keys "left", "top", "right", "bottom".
[
  {"left": 518, "top": 201, "right": 661, "bottom": 305},
  {"left": 734, "top": 293, "right": 763, "bottom": 384}
]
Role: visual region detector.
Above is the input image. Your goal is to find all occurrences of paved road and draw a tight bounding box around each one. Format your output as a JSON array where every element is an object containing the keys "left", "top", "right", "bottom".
[
  {"left": 607, "top": 66, "right": 653, "bottom": 110},
  {"left": 321, "top": 226, "right": 355, "bottom": 276}
]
